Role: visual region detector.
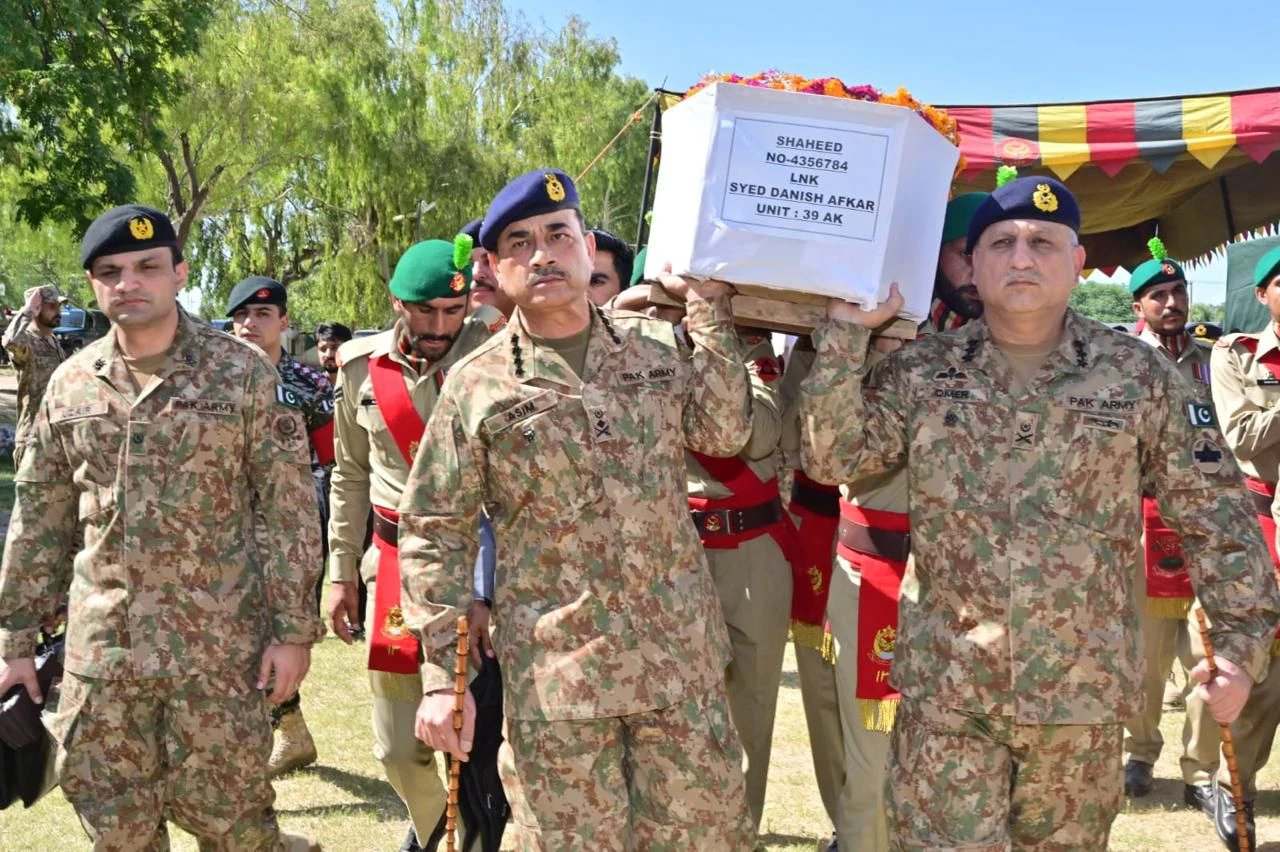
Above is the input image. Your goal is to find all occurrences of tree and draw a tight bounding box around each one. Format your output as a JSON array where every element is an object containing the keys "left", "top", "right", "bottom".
[
  {"left": 1069, "top": 283, "right": 1135, "bottom": 325},
  {"left": 1189, "top": 303, "right": 1225, "bottom": 323},
  {"left": 0, "top": 0, "right": 218, "bottom": 230}
]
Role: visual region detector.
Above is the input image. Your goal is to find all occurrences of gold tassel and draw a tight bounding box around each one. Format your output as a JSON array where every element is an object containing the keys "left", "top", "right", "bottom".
[
  {"left": 859, "top": 698, "right": 899, "bottom": 733},
  {"left": 1270, "top": 636, "right": 1280, "bottom": 658},
  {"left": 369, "top": 670, "right": 426, "bottom": 703},
  {"left": 1146, "top": 597, "right": 1193, "bottom": 620},
  {"left": 790, "top": 620, "right": 829, "bottom": 654},
  {"left": 821, "top": 628, "right": 835, "bottom": 664}
]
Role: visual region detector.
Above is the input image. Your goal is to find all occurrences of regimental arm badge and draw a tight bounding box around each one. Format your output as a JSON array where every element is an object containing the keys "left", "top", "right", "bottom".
[
  {"left": 129, "top": 217, "right": 155, "bottom": 240},
  {"left": 1032, "top": 184, "right": 1059, "bottom": 213},
  {"left": 545, "top": 173, "right": 566, "bottom": 202}
]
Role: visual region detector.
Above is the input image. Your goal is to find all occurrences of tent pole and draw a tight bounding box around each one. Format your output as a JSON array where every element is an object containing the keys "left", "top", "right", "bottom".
[
  {"left": 1219, "top": 177, "right": 1239, "bottom": 240},
  {"left": 635, "top": 95, "right": 663, "bottom": 249}
]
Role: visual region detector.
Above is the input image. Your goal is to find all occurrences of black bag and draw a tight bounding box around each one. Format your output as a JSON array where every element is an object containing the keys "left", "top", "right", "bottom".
[{"left": 0, "top": 635, "right": 63, "bottom": 810}]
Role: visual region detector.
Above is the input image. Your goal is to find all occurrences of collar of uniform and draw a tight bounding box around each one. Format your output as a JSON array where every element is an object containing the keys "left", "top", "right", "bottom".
[
  {"left": 506, "top": 304, "right": 624, "bottom": 386},
  {"left": 1137, "top": 326, "right": 1194, "bottom": 362},
  {"left": 376, "top": 320, "right": 442, "bottom": 378},
  {"left": 1256, "top": 323, "right": 1280, "bottom": 358},
  {"left": 956, "top": 309, "right": 1093, "bottom": 380},
  {"left": 95, "top": 307, "right": 202, "bottom": 381}
]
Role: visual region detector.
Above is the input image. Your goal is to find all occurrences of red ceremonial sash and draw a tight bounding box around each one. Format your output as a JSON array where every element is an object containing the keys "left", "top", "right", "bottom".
[
  {"left": 688, "top": 450, "right": 802, "bottom": 564},
  {"left": 368, "top": 353, "right": 428, "bottom": 466},
  {"left": 311, "top": 419, "right": 335, "bottom": 466},
  {"left": 786, "top": 471, "right": 840, "bottom": 658},
  {"left": 368, "top": 506, "right": 420, "bottom": 674},
  {"left": 1243, "top": 477, "right": 1280, "bottom": 657},
  {"left": 838, "top": 501, "right": 908, "bottom": 733},
  {"left": 1141, "top": 496, "right": 1194, "bottom": 619}
]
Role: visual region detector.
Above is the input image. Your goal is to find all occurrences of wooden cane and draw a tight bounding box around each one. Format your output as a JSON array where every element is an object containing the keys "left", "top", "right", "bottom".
[
  {"left": 1194, "top": 608, "right": 1250, "bottom": 852},
  {"left": 447, "top": 615, "right": 469, "bottom": 852}
]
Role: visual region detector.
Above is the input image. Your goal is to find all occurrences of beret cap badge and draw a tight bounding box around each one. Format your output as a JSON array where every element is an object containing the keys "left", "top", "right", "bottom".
[
  {"left": 129, "top": 217, "right": 155, "bottom": 240},
  {"left": 1032, "top": 184, "right": 1059, "bottom": 213},
  {"left": 449, "top": 272, "right": 467, "bottom": 292},
  {"left": 544, "top": 173, "right": 566, "bottom": 202}
]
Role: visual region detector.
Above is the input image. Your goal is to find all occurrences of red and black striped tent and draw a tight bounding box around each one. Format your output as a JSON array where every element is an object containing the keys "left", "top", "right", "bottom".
[
  {"left": 650, "top": 85, "right": 1280, "bottom": 271},
  {"left": 945, "top": 87, "right": 1280, "bottom": 271}
]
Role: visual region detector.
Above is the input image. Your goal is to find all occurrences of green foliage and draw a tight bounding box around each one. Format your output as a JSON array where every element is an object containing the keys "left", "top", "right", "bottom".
[
  {"left": 1069, "top": 282, "right": 1136, "bottom": 325},
  {"left": 1189, "top": 302, "right": 1225, "bottom": 323}
]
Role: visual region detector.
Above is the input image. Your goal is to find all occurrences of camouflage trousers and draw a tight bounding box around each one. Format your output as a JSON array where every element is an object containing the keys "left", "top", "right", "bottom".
[
  {"left": 499, "top": 685, "right": 755, "bottom": 851},
  {"left": 45, "top": 670, "right": 289, "bottom": 851},
  {"left": 886, "top": 701, "right": 1123, "bottom": 851}
]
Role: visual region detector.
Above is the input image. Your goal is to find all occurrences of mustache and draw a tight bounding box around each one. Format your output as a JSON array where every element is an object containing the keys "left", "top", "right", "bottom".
[
  {"left": 528, "top": 266, "right": 568, "bottom": 284},
  {"left": 412, "top": 333, "right": 453, "bottom": 345},
  {"left": 1003, "top": 273, "right": 1043, "bottom": 286}
]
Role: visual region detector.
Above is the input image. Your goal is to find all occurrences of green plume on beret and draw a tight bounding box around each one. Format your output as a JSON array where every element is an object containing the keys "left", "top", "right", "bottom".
[
  {"left": 995, "top": 165, "right": 1019, "bottom": 188},
  {"left": 1147, "top": 236, "right": 1167, "bottom": 261},
  {"left": 453, "top": 232, "right": 473, "bottom": 272}
]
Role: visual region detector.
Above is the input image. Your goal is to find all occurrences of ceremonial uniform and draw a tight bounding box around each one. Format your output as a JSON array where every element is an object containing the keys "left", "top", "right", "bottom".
[
  {"left": 1122, "top": 256, "right": 1221, "bottom": 800},
  {"left": 685, "top": 328, "right": 787, "bottom": 829},
  {"left": 2, "top": 285, "right": 67, "bottom": 467},
  {"left": 778, "top": 342, "right": 844, "bottom": 840},
  {"left": 801, "top": 178, "right": 1280, "bottom": 849},
  {"left": 1201, "top": 245, "right": 1280, "bottom": 845},
  {"left": 0, "top": 271, "right": 322, "bottom": 851},
  {"left": 328, "top": 239, "right": 501, "bottom": 843}
]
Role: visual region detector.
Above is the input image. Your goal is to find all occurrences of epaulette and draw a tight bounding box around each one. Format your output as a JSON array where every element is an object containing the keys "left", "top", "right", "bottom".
[
  {"left": 335, "top": 330, "right": 389, "bottom": 367},
  {"left": 1215, "top": 333, "right": 1250, "bottom": 350}
]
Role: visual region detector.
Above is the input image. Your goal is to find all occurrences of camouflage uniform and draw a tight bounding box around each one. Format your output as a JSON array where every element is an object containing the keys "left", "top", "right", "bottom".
[
  {"left": 800, "top": 310, "right": 1280, "bottom": 849},
  {"left": 1203, "top": 326, "right": 1280, "bottom": 802},
  {"left": 0, "top": 310, "right": 323, "bottom": 850},
  {"left": 685, "top": 330, "right": 786, "bottom": 829},
  {"left": 275, "top": 351, "right": 334, "bottom": 606},
  {"left": 327, "top": 308, "right": 500, "bottom": 841},
  {"left": 2, "top": 305, "right": 65, "bottom": 467},
  {"left": 1125, "top": 327, "right": 1220, "bottom": 786},
  {"left": 398, "top": 300, "right": 757, "bottom": 850}
]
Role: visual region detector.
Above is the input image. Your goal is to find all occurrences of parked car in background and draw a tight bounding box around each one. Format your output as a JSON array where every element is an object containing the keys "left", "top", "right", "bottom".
[{"left": 54, "top": 306, "right": 111, "bottom": 353}]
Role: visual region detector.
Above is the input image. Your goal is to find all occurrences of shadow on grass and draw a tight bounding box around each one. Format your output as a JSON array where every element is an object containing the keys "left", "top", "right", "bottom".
[
  {"left": 759, "top": 833, "right": 818, "bottom": 848},
  {"left": 779, "top": 668, "right": 801, "bottom": 690},
  {"left": 279, "top": 765, "right": 406, "bottom": 821}
]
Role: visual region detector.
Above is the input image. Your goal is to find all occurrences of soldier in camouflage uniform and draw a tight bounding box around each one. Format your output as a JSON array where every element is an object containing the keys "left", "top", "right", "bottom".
[
  {"left": 327, "top": 237, "right": 502, "bottom": 852},
  {"left": 227, "top": 275, "right": 336, "bottom": 777},
  {"left": 400, "top": 168, "right": 756, "bottom": 850},
  {"left": 2, "top": 283, "right": 68, "bottom": 468},
  {"left": 800, "top": 177, "right": 1280, "bottom": 849},
  {"left": 0, "top": 204, "right": 322, "bottom": 850},
  {"left": 1121, "top": 250, "right": 1222, "bottom": 808},
  {"left": 1202, "top": 244, "right": 1280, "bottom": 850}
]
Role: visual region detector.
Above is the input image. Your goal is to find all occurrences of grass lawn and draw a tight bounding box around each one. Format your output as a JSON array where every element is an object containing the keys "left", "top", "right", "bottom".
[{"left": 0, "top": 636, "right": 1275, "bottom": 850}]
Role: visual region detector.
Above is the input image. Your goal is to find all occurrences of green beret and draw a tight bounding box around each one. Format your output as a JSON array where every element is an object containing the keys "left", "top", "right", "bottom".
[
  {"left": 1256, "top": 246, "right": 1280, "bottom": 289},
  {"left": 227, "top": 276, "right": 286, "bottom": 316},
  {"left": 390, "top": 237, "right": 473, "bottom": 303},
  {"left": 941, "top": 193, "right": 988, "bottom": 245},
  {"left": 1128, "top": 258, "right": 1185, "bottom": 297},
  {"left": 630, "top": 247, "right": 648, "bottom": 286}
]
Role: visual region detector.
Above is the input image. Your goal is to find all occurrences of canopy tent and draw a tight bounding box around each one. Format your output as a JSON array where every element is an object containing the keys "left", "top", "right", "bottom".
[{"left": 644, "top": 86, "right": 1280, "bottom": 271}]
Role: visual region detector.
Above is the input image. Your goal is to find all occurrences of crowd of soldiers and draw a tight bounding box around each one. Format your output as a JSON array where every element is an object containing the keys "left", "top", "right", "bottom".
[{"left": 1, "top": 163, "right": 1279, "bottom": 852}]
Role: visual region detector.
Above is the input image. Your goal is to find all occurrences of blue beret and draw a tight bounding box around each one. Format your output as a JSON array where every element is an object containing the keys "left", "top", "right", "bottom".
[
  {"left": 1256, "top": 246, "right": 1280, "bottom": 289},
  {"left": 965, "top": 176, "right": 1081, "bottom": 253},
  {"left": 460, "top": 218, "right": 483, "bottom": 244},
  {"left": 480, "top": 169, "right": 579, "bottom": 251},
  {"left": 227, "top": 276, "right": 287, "bottom": 316},
  {"left": 81, "top": 204, "right": 179, "bottom": 268}
]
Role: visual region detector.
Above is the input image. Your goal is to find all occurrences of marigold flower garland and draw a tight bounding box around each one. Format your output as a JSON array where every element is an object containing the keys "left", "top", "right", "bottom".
[{"left": 686, "top": 71, "right": 965, "bottom": 177}]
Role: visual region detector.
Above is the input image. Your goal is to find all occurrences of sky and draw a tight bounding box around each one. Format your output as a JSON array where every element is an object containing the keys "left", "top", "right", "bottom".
[{"left": 509, "top": 0, "right": 1280, "bottom": 304}]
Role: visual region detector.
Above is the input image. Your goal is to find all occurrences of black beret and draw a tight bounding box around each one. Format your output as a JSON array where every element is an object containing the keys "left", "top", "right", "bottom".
[
  {"left": 480, "top": 169, "right": 579, "bottom": 251},
  {"left": 226, "top": 276, "right": 287, "bottom": 316},
  {"left": 81, "top": 204, "right": 179, "bottom": 269},
  {"left": 966, "top": 176, "right": 1081, "bottom": 253}
]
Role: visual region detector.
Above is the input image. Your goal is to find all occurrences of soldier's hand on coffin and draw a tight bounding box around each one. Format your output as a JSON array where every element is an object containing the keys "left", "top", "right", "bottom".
[
  {"left": 611, "top": 285, "right": 658, "bottom": 313},
  {"left": 827, "top": 283, "right": 904, "bottom": 329},
  {"left": 416, "top": 687, "right": 476, "bottom": 761},
  {"left": 1191, "top": 655, "right": 1252, "bottom": 724},
  {"left": 256, "top": 643, "right": 311, "bottom": 703},
  {"left": 328, "top": 580, "right": 361, "bottom": 645},
  {"left": 0, "top": 658, "right": 40, "bottom": 704},
  {"left": 655, "top": 263, "right": 735, "bottom": 303}
]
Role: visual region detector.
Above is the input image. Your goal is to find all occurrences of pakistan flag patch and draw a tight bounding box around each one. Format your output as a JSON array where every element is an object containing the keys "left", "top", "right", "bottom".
[{"left": 276, "top": 385, "right": 302, "bottom": 409}]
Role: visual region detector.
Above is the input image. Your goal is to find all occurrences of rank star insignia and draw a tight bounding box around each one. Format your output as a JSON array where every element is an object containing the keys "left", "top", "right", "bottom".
[
  {"left": 544, "top": 172, "right": 566, "bottom": 202},
  {"left": 128, "top": 217, "right": 155, "bottom": 240},
  {"left": 1032, "top": 183, "right": 1059, "bottom": 213}
]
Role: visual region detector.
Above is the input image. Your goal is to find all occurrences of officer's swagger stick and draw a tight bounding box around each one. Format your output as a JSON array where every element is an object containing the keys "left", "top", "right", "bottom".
[
  {"left": 1194, "top": 608, "right": 1249, "bottom": 852},
  {"left": 447, "top": 615, "right": 469, "bottom": 852}
]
